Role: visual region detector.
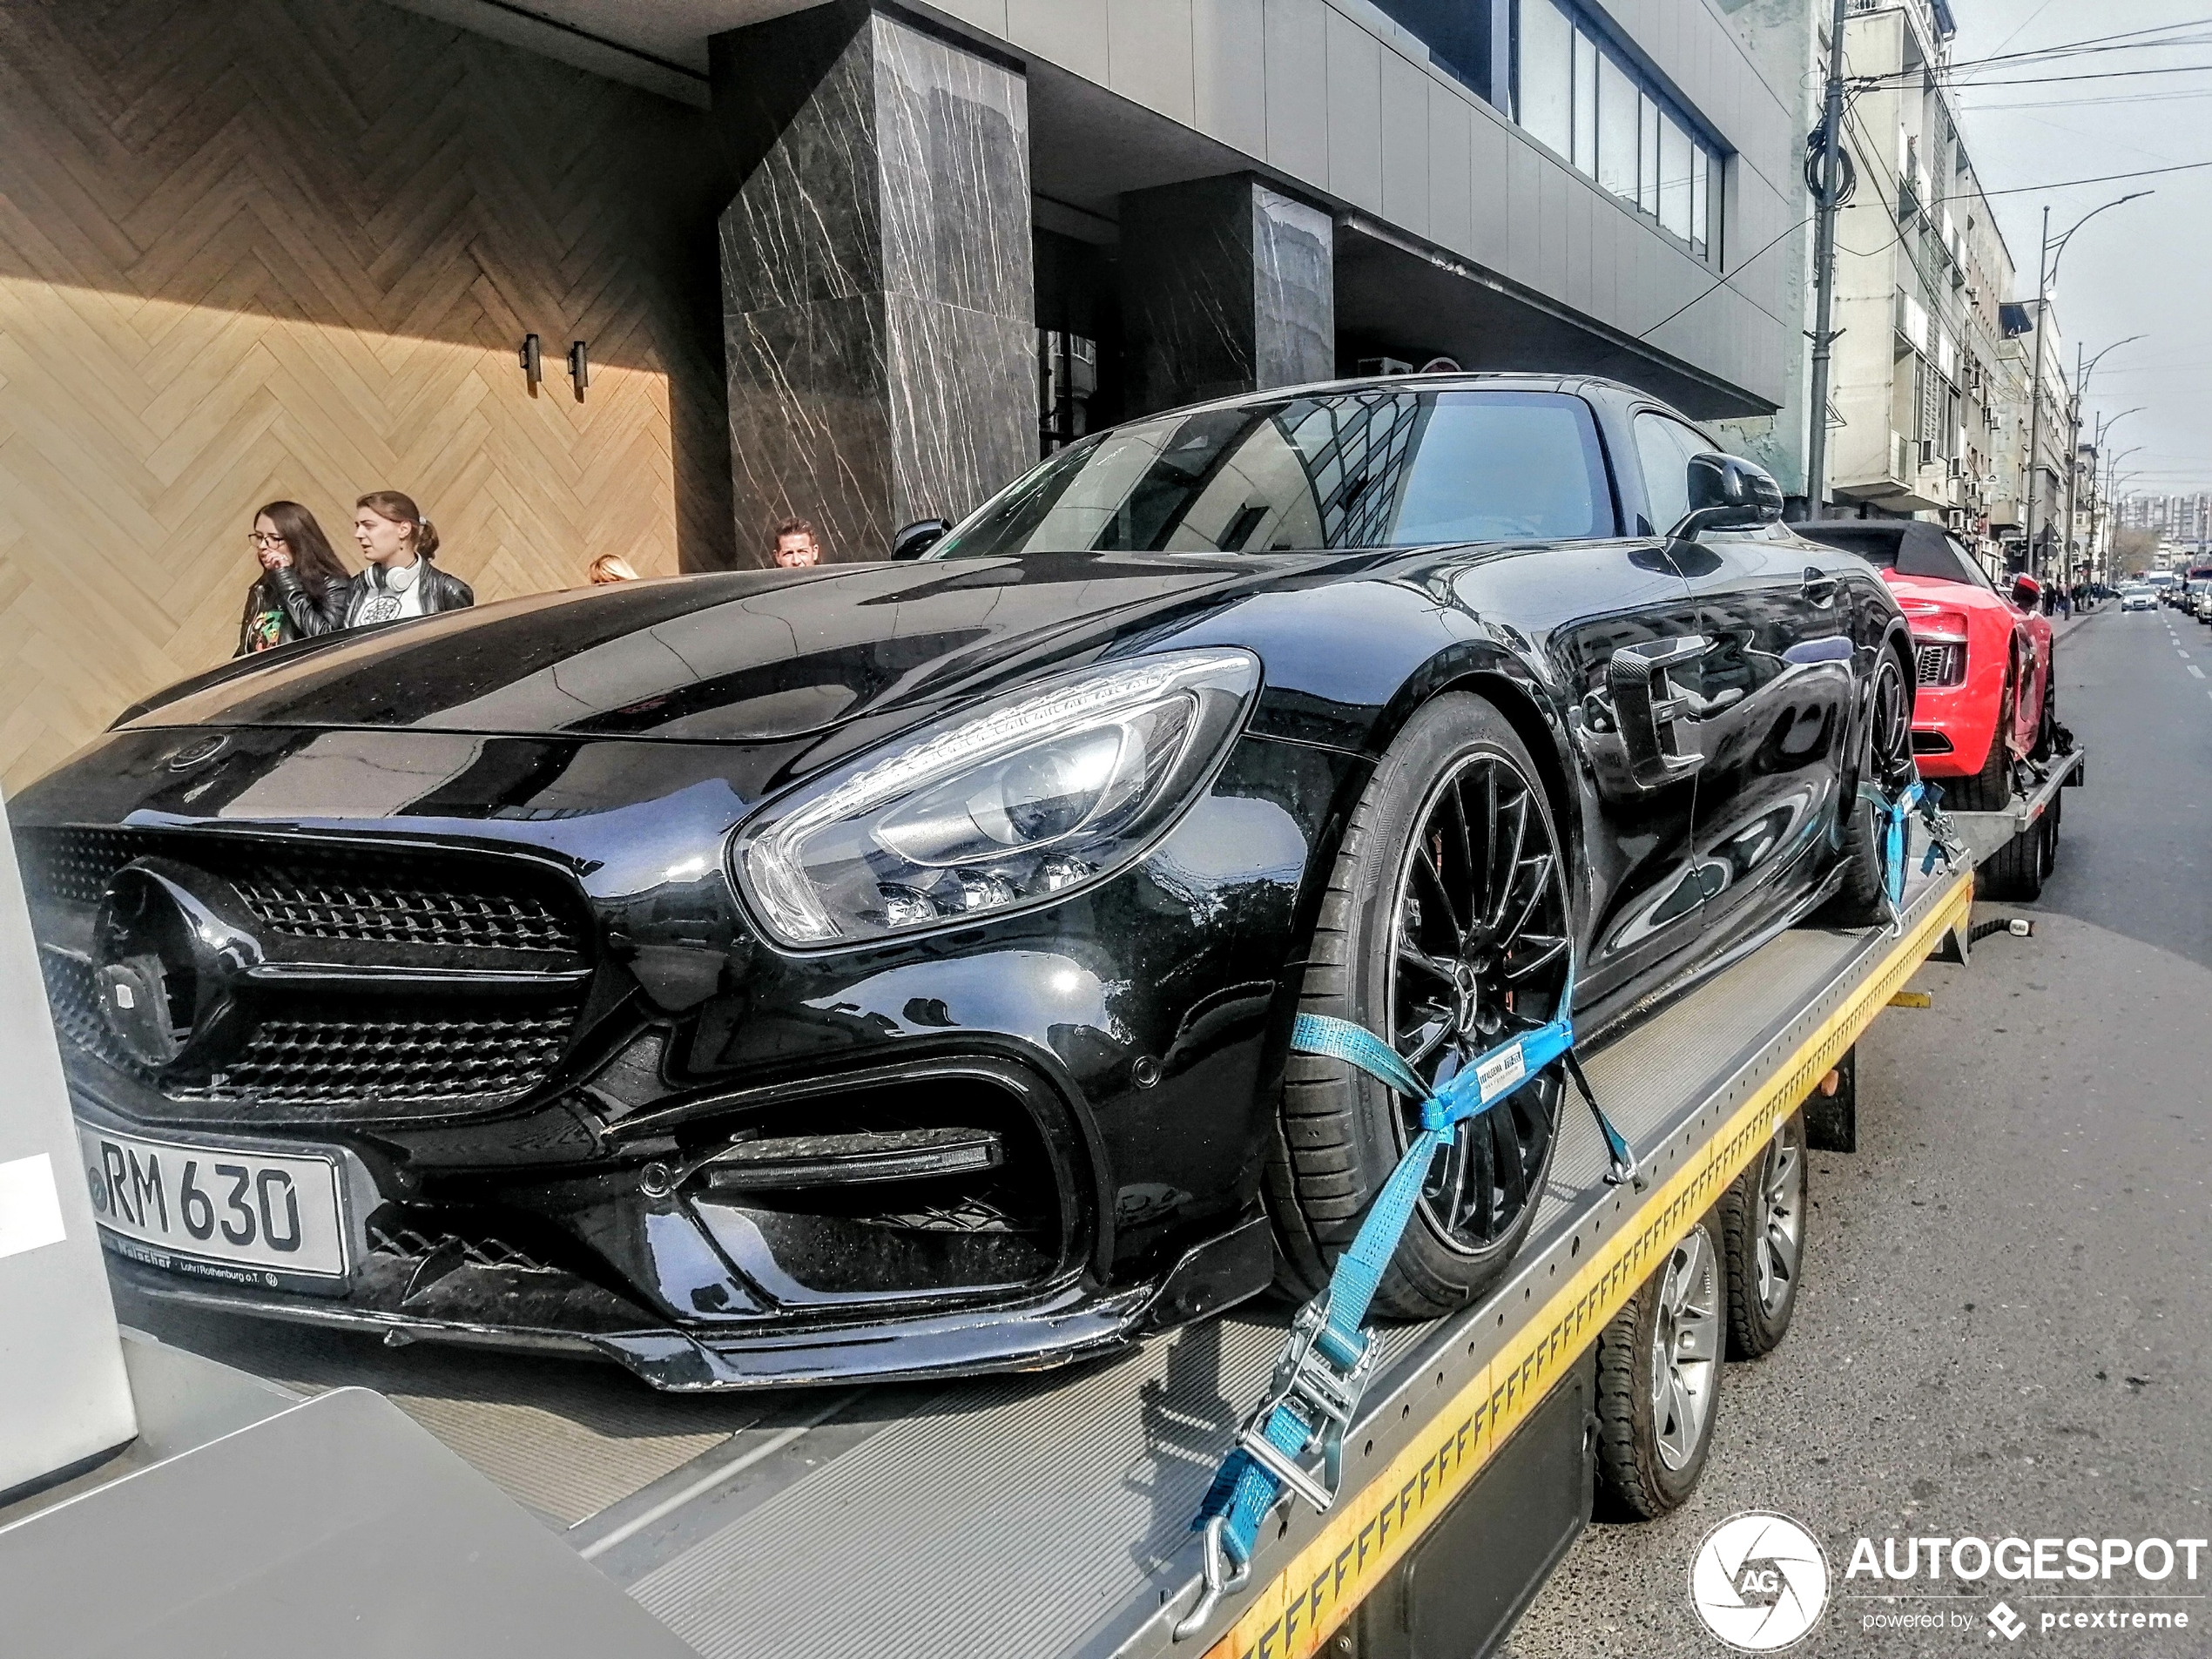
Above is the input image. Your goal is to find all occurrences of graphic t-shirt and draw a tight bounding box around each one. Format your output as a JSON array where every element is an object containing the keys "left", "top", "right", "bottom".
[
  {"left": 245, "top": 602, "right": 286, "bottom": 651},
  {"left": 356, "top": 561, "right": 425, "bottom": 625}
]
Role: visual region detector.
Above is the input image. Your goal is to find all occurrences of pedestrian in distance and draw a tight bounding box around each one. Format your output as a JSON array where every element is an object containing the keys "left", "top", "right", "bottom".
[
  {"left": 772, "top": 517, "right": 822, "bottom": 569},
  {"left": 235, "top": 500, "right": 352, "bottom": 654},
  {"left": 587, "top": 553, "right": 639, "bottom": 585},
  {"left": 339, "top": 490, "right": 473, "bottom": 626}
]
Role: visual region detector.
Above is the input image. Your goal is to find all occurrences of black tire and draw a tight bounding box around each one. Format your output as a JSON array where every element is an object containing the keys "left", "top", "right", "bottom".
[
  {"left": 1822, "top": 651, "right": 1916, "bottom": 927},
  {"left": 1981, "top": 814, "right": 2044, "bottom": 901},
  {"left": 2040, "top": 790, "right": 2060, "bottom": 879},
  {"left": 1595, "top": 1210, "right": 1724, "bottom": 1520},
  {"left": 1266, "top": 694, "right": 1570, "bottom": 1319},
  {"left": 1943, "top": 675, "right": 2016, "bottom": 813},
  {"left": 1718, "top": 1111, "right": 1808, "bottom": 1359}
]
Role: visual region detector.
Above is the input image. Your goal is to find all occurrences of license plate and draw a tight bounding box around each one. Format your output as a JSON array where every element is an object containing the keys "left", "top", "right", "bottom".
[{"left": 78, "top": 1126, "right": 347, "bottom": 1286}]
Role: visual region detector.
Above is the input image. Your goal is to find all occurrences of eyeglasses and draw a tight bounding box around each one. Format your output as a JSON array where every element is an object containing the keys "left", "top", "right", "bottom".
[{"left": 248, "top": 531, "right": 288, "bottom": 547}]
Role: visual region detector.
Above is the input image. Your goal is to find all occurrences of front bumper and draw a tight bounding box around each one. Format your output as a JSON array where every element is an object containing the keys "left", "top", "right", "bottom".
[
  {"left": 105, "top": 1217, "right": 1271, "bottom": 1391},
  {"left": 1905, "top": 679, "right": 1992, "bottom": 778}
]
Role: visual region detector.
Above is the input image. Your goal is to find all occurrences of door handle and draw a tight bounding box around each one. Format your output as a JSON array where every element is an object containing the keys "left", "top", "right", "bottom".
[
  {"left": 1608, "top": 637, "right": 1709, "bottom": 790},
  {"left": 1801, "top": 568, "right": 1839, "bottom": 605}
]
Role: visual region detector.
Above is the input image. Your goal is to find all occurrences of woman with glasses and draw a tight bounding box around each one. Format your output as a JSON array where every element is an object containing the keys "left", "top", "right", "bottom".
[{"left": 236, "top": 500, "right": 352, "bottom": 654}]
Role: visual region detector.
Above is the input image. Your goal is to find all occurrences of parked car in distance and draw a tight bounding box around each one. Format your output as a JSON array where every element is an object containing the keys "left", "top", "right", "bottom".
[
  {"left": 1798, "top": 521, "right": 2053, "bottom": 811},
  {"left": 13, "top": 374, "right": 1916, "bottom": 1392}
]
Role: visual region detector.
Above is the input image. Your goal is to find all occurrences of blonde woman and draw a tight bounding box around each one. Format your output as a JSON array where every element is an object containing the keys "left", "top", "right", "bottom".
[{"left": 587, "top": 554, "right": 639, "bottom": 584}]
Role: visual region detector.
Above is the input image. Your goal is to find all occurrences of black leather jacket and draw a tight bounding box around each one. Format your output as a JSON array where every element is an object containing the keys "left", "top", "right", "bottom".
[
  {"left": 235, "top": 570, "right": 348, "bottom": 655},
  {"left": 331, "top": 560, "right": 475, "bottom": 629}
]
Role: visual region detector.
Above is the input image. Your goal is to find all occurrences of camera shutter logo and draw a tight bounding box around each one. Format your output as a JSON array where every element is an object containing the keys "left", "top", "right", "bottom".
[{"left": 1689, "top": 1512, "right": 1830, "bottom": 1650}]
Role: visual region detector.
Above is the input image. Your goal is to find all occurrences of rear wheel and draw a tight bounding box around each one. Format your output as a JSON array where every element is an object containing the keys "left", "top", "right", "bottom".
[
  {"left": 1595, "top": 1211, "right": 1724, "bottom": 1519},
  {"left": 1823, "top": 651, "right": 1916, "bottom": 927},
  {"left": 1267, "top": 695, "right": 1572, "bottom": 1319},
  {"left": 1719, "top": 1112, "right": 1807, "bottom": 1359},
  {"left": 1943, "top": 675, "right": 2015, "bottom": 813}
]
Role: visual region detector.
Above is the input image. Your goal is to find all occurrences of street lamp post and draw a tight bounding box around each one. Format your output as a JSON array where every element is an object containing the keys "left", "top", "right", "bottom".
[
  {"left": 2106, "top": 444, "right": 2146, "bottom": 577},
  {"left": 2063, "top": 338, "right": 2146, "bottom": 590},
  {"left": 2023, "top": 192, "right": 2151, "bottom": 579},
  {"left": 2087, "top": 409, "right": 2143, "bottom": 585}
]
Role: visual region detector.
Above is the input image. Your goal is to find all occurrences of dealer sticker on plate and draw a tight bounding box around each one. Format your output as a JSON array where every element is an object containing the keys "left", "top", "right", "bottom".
[{"left": 77, "top": 1126, "right": 347, "bottom": 1286}]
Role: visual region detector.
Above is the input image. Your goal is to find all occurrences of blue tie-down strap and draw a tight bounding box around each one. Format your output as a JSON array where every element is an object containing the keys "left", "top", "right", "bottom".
[
  {"left": 1174, "top": 988, "right": 1639, "bottom": 1640},
  {"left": 1859, "top": 779, "right": 1964, "bottom": 935}
]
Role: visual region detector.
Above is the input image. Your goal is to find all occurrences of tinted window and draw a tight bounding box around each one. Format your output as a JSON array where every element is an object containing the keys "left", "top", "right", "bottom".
[
  {"left": 1633, "top": 412, "right": 1710, "bottom": 534},
  {"left": 933, "top": 390, "right": 1616, "bottom": 557}
]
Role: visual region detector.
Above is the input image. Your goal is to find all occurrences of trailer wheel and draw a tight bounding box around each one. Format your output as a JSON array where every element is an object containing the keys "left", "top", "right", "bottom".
[
  {"left": 1718, "top": 1111, "right": 1807, "bottom": 1359},
  {"left": 2040, "top": 791, "right": 2060, "bottom": 879},
  {"left": 1594, "top": 1211, "right": 1723, "bottom": 1519},
  {"left": 1980, "top": 813, "right": 2045, "bottom": 901}
]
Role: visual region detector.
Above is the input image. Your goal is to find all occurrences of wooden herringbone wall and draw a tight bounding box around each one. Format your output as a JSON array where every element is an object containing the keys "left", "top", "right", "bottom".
[{"left": 0, "top": 0, "right": 737, "bottom": 791}]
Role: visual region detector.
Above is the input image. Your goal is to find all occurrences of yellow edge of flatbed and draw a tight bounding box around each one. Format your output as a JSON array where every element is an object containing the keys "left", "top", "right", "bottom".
[{"left": 1202, "top": 872, "right": 1974, "bottom": 1659}]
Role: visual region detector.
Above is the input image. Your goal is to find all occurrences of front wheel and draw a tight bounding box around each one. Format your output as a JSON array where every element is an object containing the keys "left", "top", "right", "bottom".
[
  {"left": 1822, "top": 651, "right": 1917, "bottom": 927},
  {"left": 1266, "top": 695, "right": 1573, "bottom": 1320}
]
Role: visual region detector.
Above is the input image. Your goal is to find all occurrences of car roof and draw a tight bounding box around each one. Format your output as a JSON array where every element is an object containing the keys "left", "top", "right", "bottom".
[
  {"left": 1796, "top": 521, "right": 1986, "bottom": 588},
  {"left": 1139, "top": 370, "right": 1674, "bottom": 422}
]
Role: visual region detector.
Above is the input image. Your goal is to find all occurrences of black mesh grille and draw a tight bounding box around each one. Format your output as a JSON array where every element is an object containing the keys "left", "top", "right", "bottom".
[
  {"left": 38, "top": 951, "right": 577, "bottom": 1113},
  {"left": 17, "top": 827, "right": 585, "bottom": 961},
  {"left": 1914, "top": 642, "right": 1962, "bottom": 687}
]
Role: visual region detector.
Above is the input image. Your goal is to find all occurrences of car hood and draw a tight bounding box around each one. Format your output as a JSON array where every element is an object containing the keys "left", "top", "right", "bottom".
[{"left": 121, "top": 557, "right": 1336, "bottom": 743}]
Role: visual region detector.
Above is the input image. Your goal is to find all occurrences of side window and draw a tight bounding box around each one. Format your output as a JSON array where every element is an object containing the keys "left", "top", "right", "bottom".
[{"left": 1633, "top": 413, "right": 1712, "bottom": 535}]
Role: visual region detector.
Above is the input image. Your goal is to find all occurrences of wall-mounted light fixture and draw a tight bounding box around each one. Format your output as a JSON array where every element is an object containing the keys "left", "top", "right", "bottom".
[
  {"left": 568, "top": 340, "right": 590, "bottom": 400},
  {"left": 519, "top": 333, "right": 542, "bottom": 390}
]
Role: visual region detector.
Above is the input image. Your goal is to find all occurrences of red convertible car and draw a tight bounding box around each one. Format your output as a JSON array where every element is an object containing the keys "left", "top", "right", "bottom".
[{"left": 1800, "top": 521, "right": 2054, "bottom": 811}]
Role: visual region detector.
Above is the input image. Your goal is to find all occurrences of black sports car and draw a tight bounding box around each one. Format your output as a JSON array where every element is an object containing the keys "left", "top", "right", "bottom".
[{"left": 14, "top": 374, "right": 1914, "bottom": 1391}]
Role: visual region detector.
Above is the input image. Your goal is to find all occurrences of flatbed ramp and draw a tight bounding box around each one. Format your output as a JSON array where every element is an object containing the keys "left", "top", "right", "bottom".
[{"left": 118, "top": 866, "right": 1973, "bottom": 1659}]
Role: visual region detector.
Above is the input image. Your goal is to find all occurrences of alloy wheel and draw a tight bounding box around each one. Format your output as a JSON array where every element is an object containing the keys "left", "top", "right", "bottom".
[
  {"left": 1865, "top": 654, "right": 1914, "bottom": 796},
  {"left": 1386, "top": 749, "right": 1571, "bottom": 1253},
  {"left": 1649, "top": 1226, "right": 1721, "bottom": 1471},
  {"left": 1752, "top": 1118, "right": 1805, "bottom": 1318}
]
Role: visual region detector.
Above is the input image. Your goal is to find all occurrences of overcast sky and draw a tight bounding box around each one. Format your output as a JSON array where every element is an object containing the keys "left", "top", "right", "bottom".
[{"left": 1943, "top": 1, "right": 2212, "bottom": 497}]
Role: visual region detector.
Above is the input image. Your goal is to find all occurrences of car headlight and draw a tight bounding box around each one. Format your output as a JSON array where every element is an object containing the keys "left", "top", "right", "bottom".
[{"left": 730, "top": 650, "right": 1262, "bottom": 948}]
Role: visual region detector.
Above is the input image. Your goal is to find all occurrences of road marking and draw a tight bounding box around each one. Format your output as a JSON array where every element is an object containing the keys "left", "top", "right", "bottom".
[{"left": 2191, "top": 665, "right": 2206, "bottom": 679}]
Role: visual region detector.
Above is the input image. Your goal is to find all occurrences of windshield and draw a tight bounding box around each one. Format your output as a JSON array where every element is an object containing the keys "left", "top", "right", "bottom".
[{"left": 930, "top": 388, "right": 1617, "bottom": 558}]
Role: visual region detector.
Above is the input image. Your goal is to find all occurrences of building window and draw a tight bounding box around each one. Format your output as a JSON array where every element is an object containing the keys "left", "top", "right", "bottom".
[{"left": 1514, "top": 0, "right": 1722, "bottom": 261}]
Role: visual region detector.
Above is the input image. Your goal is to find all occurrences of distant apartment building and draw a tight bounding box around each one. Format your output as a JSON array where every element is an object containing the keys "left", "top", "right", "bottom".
[
  {"left": 2122, "top": 493, "right": 2212, "bottom": 542},
  {"left": 1819, "top": 0, "right": 2046, "bottom": 571}
]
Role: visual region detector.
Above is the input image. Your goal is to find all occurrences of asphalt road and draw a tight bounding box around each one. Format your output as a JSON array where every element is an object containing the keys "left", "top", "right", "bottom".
[{"left": 1504, "top": 602, "right": 2212, "bottom": 1657}]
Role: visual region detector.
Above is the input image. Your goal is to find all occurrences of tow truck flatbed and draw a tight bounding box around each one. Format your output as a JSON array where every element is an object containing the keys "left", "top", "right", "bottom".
[{"left": 101, "top": 858, "right": 1977, "bottom": 1659}]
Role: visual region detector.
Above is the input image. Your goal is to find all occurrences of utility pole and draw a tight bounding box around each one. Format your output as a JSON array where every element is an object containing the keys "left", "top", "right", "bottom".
[
  {"left": 1803, "top": 0, "right": 1851, "bottom": 520},
  {"left": 2024, "top": 206, "right": 2050, "bottom": 580}
]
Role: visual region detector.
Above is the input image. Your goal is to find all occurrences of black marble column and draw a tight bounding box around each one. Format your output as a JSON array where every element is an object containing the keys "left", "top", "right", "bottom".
[
  {"left": 711, "top": 5, "right": 1034, "bottom": 563},
  {"left": 1119, "top": 176, "right": 1335, "bottom": 416}
]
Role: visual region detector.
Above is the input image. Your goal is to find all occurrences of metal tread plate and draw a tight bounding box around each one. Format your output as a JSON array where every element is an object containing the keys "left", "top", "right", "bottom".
[{"left": 607, "top": 868, "right": 1970, "bottom": 1659}]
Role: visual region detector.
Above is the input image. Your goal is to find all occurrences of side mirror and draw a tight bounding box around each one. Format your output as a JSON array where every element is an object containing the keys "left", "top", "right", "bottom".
[
  {"left": 891, "top": 518, "right": 951, "bottom": 561},
  {"left": 1670, "top": 453, "right": 1784, "bottom": 540},
  {"left": 2010, "top": 574, "right": 2041, "bottom": 610}
]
